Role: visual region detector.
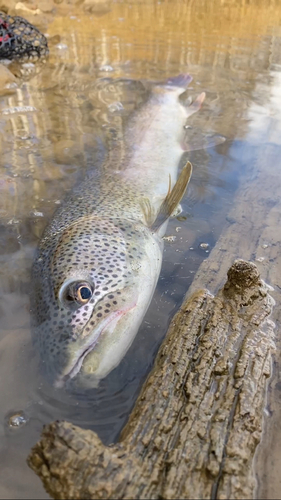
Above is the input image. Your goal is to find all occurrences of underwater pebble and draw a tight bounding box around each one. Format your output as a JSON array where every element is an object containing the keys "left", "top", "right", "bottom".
[
  {"left": 8, "top": 411, "right": 28, "bottom": 428},
  {"left": 2, "top": 105, "right": 37, "bottom": 115},
  {"left": 199, "top": 242, "right": 210, "bottom": 250},
  {"left": 99, "top": 64, "right": 114, "bottom": 72},
  {"left": 108, "top": 102, "right": 124, "bottom": 113},
  {"left": 17, "top": 134, "right": 33, "bottom": 140},
  {"left": 56, "top": 43, "right": 68, "bottom": 50},
  {"left": 15, "top": 2, "right": 41, "bottom": 15},
  {"left": 163, "top": 235, "right": 176, "bottom": 242},
  {"left": 31, "top": 210, "right": 44, "bottom": 217},
  {"left": 7, "top": 218, "right": 20, "bottom": 225},
  {"left": 5, "top": 82, "right": 18, "bottom": 90},
  {"left": 256, "top": 257, "right": 265, "bottom": 262},
  {"left": 262, "top": 244, "right": 269, "bottom": 249},
  {"left": 22, "top": 63, "right": 35, "bottom": 70}
]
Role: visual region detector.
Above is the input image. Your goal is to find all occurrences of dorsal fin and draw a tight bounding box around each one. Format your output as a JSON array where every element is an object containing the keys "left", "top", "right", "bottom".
[{"left": 141, "top": 161, "right": 193, "bottom": 233}]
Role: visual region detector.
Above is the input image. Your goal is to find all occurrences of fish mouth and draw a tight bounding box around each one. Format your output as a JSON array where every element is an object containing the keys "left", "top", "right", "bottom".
[{"left": 55, "top": 301, "right": 136, "bottom": 388}]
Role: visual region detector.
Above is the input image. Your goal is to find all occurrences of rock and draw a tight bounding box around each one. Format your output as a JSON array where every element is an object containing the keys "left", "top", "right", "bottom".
[{"left": 0, "top": 63, "right": 18, "bottom": 94}]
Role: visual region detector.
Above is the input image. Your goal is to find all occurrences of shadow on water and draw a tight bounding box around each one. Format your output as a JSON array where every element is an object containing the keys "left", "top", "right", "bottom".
[{"left": 0, "top": 0, "right": 281, "bottom": 497}]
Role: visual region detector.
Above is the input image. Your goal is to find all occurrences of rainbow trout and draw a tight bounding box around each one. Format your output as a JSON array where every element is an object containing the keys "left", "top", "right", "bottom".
[{"left": 30, "top": 74, "right": 205, "bottom": 387}]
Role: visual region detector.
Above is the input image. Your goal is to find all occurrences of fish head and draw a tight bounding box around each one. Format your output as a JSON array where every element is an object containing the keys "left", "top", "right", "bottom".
[{"left": 31, "top": 217, "right": 163, "bottom": 387}]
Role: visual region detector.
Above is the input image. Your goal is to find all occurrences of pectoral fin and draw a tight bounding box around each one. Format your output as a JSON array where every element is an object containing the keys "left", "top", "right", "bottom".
[{"left": 149, "top": 161, "right": 192, "bottom": 232}]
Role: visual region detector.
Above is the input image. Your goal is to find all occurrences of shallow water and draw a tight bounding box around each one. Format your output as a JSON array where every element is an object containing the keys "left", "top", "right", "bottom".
[{"left": 1, "top": 0, "right": 281, "bottom": 497}]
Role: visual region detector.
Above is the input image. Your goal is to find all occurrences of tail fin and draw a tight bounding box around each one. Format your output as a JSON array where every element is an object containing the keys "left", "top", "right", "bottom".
[
  {"left": 166, "top": 74, "right": 193, "bottom": 89},
  {"left": 184, "top": 92, "right": 206, "bottom": 114}
]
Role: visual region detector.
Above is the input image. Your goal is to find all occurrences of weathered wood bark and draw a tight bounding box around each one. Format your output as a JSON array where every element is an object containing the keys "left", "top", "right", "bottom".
[{"left": 28, "top": 259, "right": 275, "bottom": 500}]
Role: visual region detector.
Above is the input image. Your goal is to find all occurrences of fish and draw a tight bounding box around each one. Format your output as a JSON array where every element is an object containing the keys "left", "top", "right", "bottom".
[{"left": 30, "top": 74, "right": 205, "bottom": 387}]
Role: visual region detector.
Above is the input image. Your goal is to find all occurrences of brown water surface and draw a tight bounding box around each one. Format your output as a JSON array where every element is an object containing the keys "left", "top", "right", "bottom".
[{"left": 1, "top": 0, "right": 281, "bottom": 498}]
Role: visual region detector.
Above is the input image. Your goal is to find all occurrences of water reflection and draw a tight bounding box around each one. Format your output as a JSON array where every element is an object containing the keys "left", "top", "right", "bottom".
[{"left": 0, "top": 0, "right": 281, "bottom": 498}]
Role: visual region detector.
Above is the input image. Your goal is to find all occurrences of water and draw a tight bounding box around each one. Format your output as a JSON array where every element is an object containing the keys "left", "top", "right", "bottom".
[{"left": 0, "top": 0, "right": 281, "bottom": 497}]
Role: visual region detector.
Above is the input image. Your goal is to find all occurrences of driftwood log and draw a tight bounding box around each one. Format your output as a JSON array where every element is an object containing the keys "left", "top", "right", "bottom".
[
  {"left": 27, "top": 259, "right": 275, "bottom": 500},
  {"left": 28, "top": 138, "right": 281, "bottom": 499}
]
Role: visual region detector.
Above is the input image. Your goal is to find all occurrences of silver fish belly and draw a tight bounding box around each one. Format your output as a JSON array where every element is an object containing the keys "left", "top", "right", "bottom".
[{"left": 30, "top": 74, "right": 205, "bottom": 387}]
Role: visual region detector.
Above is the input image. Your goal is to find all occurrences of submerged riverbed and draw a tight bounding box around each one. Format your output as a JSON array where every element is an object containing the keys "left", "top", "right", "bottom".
[{"left": 0, "top": 0, "right": 281, "bottom": 498}]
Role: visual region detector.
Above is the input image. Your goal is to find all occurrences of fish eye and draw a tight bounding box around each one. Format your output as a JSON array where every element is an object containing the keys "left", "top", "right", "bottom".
[
  {"left": 76, "top": 284, "right": 92, "bottom": 303},
  {"left": 59, "top": 280, "right": 94, "bottom": 309}
]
